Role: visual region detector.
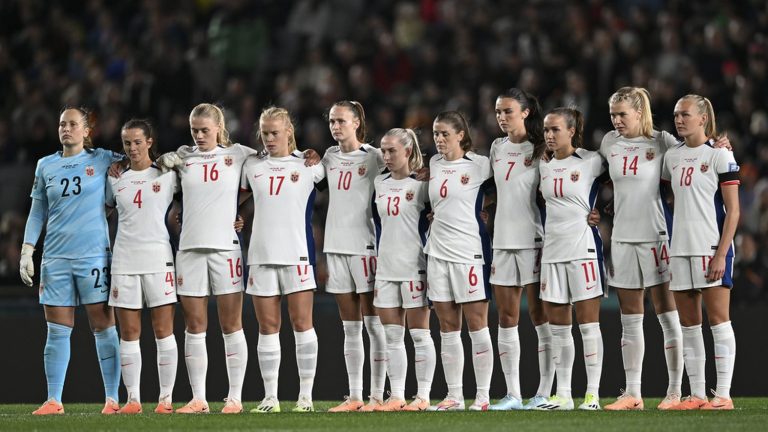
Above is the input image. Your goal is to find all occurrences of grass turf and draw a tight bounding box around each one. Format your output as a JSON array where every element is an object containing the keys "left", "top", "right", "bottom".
[{"left": 1, "top": 398, "right": 766, "bottom": 431}]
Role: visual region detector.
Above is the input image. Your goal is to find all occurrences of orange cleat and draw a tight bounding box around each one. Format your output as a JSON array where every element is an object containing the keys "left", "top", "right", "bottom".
[
  {"left": 701, "top": 391, "right": 734, "bottom": 411},
  {"left": 402, "top": 397, "right": 430, "bottom": 411},
  {"left": 32, "top": 399, "right": 64, "bottom": 415},
  {"left": 154, "top": 400, "right": 174, "bottom": 414},
  {"left": 118, "top": 400, "right": 143, "bottom": 414},
  {"left": 176, "top": 399, "right": 210, "bottom": 414},
  {"left": 101, "top": 398, "right": 120, "bottom": 415},
  {"left": 328, "top": 397, "right": 365, "bottom": 413},
  {"left": 359, "top": 397, "right": 384, "bottom": 412},
  {"left": 667, "top": 395, "right": 708, "bottom": 410},
  {"left": 374, "top": 398, "right": 407, "bottom": 412},
  {"left": 221, "top": 398, "right": 243, "bottom": 414},
  {"left": 605, "top": 392, "right": 644, "bottom": 411},
  {"left": 657, "top": 393, "right": 681, "bottom": 410}
]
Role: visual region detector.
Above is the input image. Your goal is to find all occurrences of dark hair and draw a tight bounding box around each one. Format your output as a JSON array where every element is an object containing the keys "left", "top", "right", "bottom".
[
  {"left": 547, "top": 107, "right": 585, "bottom": 148},
  {"left": 60, "top": 105, "right": 94, "bottom": 148},
  {"left": 497, "top": 88, "right": 545, "bottom": 158},
  {"left": 331, "top": 100, "right": 367, "bottom": 143},
  {"left": 121, "top": 118, "right": 157, "bottom": 161},
  {"left": 434, "top": 111, "right": 473, "bottom": 151}
]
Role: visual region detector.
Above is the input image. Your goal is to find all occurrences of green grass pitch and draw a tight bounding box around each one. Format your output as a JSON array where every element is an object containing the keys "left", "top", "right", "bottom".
[{"left": 1, "top": 399, "right": 766, "bottom": 431}]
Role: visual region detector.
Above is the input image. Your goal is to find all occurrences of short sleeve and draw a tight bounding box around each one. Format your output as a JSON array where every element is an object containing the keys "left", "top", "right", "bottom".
[
  {"left": 312, "top": 162, "right": 326, "bottom": 183},
  {"left": 660, "top": 153, "right": 672, "bottom": 181},
  {"left": 479, "top": 155, "right": 492, "bottom": 180},
  {"left": 598, "top": 133, "right": 611, "bottom": 159},
  {"left": 240, "top": 159, "right": 251, "bottom": 191},
  {"left": 659, "top": 130, "right": 680, "bottom": 149},
  {"left": 714, "top": 148, "right": 740, "bottom": 185},
  {"left": 373, "top": 148, "right": 386, "bottom": 173},
  {"left": 238, "top": 144, "right": 258, "bottom": 158}
]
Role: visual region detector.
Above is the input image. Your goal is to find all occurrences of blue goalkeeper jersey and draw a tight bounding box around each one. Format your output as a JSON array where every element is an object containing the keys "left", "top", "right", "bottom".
[{"left": 27, "top": 148, "right": 123, "bottom": 259}]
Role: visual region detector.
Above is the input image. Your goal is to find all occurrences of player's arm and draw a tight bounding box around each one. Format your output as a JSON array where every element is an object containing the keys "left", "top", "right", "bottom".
[
  {"left": 707, "top": 183, "right": 739, "bottom": 282},
  {"left": 303, "top": 148, "right": 321, "bottom": 166},
  {"left": 20, "top": 197, "right": 48, "bottom": 286}
]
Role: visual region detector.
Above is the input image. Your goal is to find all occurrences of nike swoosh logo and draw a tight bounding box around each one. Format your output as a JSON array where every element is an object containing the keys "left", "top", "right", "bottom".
[
  {"left": 468, "top": 288, "right": 478, "bottom": 294},
  {"left": 300, "top": 278, "right": 311, "bottom": 283},
  {"left": 610, "top": 153, "right": 620, "bottom": 157},
  {"left": 374, "top": 358, "right": 387, "bottom": 362},
  {"left": 117, "top": 187, "right": 127, "bottom": 192},
  {"left": 378, "top": 194, "right": 386, "bottom": 198},
  {"left": 121, "top": 363, "right": 134, "bottom": 367},
  {"left": 495, "top": 159, "right": 501, "bottom": 162},
  {"left": 537, "top": 349, "right": 546, "bottom": 353},
  {"left": 542, "top": 176, "right": 549, "bottom": 180},
  {"left": 226, "top": 353, "right": 237, "bottom": 357},
  {"left": 414, "top": 359, "right": 425, "bottom": 363},
  {"left": 232, "top": 280, "right": 241, "bottom": 285},
  {"left": 185, "top": 162, "right": 195, "bottom": 166},
  {"left": 47, "top": 176, "right": 57, "bottom": 182},
  {"left": 411, "top": 295, "right": 422, "bottom": 299},
  {"left": 586, "top": 285, "right": 596, "bottom": 290},
  {"left": 329, "top": 167, "right": 337, "bottom": 171},
  {"left": 159, "top": 362, "right": 173, "bottom": 366},
  {"left": 164, "top": 290, "right": 174, "bottom": 295},
  {"left": 585, "top": 353, "right": 597, "bottom": 358},
  {"left": 499, "top": 351, "right": 507, "bottom": 357},
  {"left": 664, "top": 345, "right": 676, "bottom": 350},
  {"left": 475, "top": 349, "right": 489, "bottom": 355},
  {"left": 100, "top": 355, "right": 115, "bottom": 361},
  {"left": 100, "top": 288, "right": 109, "bottom": 293},
  {"left": 429, "top": 176, "right": 435, "bottom": 180},
  {"left": 254, "top": 174, "right": 264, "bottom": 178},
  {"left": 672, "top": 165, "right": 679, "bottom": 170}
]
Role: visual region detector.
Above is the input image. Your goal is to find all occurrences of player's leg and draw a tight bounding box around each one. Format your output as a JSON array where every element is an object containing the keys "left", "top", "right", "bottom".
[
  {"left": 403, "top": 306, "right": 434, "bottom": 411},
  {"left": 574, "top": 296, "right": 603, "bottom": 410},
  {"left": 360, "top": 292, "right": 387, "bottom": 410},
  {"left": 253, "top": 293, "right": 283, "bottom": 413},
  {"left": 430, "top": 300, "right": 465, "bottom": 411},
  {"left": 604, "top": 287, "right": 644, "bottom": 410},
  {"left": 150, "top": 303, "right": 176, "bottom": 413},
  {"left": 34, "top": 305, "right": 75, "bottom": 415},
  {"left": 649, "top": 281, "right": 683, "bottom": 409},
  {"left": 463, "top": 299, "right": 492, "bottom": 411},
  {"left": 525, "top": 282, "right": 554, "bottom": 409},
  {"left": 702, "top": 286, "right": 735, "bottom": 410},
  {"left": 287, "top": 289, "right": 318, "bottom": 412},
  {"left": 176, "top": 295, "right": 210, "bottom": 413},
  {"left": 491, "top": 283, "right": 523, "bottom": 410},
  {"left": 116, "top": 307, "right": 143, "bottom": 411},
  {"left": 671, "top": 289, "right": 707, "bottom": 409},
  {"left": 540, "top": 301, "right": 575, "bottom": 410},
  {"left": 377, "top": 305, "right": 407, "bottom": 411}
]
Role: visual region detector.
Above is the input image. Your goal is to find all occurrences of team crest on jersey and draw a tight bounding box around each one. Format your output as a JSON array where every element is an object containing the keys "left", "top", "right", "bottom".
[
  {"left": 645, "top": 148, "right": 655, "bottom": 161},
  {"left": 85, "top": 165, "right": 95, "bottom": 176},
  {"left": 570, "top": 170, "right": 580, "bottom": 182},
  {"left": 177, "top": 276, "right": 183, "bottom": 287},
  {"left": 358, "top": 165, "right": 367, "bottom": 176},
  {"left": 461, "top": 173, "right": 470, "bottom": 185},
  {"left": 405, "top": 190, "right": 415, "bottom": 201},
  {"left": 700, "top": 162, "right": 709, "bottom": 173},
  {"left": 524, "top": 157, "right": 533, "bottom": 167},
  {"left": 291, "top": 171, "right": 300, "bottom": 182},
  {"left": 152, "top": 181, "right": 161, "bottom": 193},
  {"left": 224, "top": 155, "right": 233, "bottom": 167},
  {"left": 112, "top": 287, "right": 118, "bottom": 299}
]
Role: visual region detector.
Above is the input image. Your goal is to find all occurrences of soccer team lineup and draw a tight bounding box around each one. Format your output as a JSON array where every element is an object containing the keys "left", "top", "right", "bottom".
[{"left": 19, "top": 86, "right": 741, "bottom": 416}]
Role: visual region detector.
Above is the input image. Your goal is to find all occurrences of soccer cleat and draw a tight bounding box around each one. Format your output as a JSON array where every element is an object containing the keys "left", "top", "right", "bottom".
[
  {"left": 402, "top": 396, "right": 430, "bottom": 411},
  {"left": 359, "top": 396, "right": 384, "bottom": 412},
  {"left": 327, "top": 396, "right": 364, "bottom": 413},
  {"left": 176, "top": 398, "right": 210, "bottom": 414},
  {"left": 118, "top": 400, "right": 143, "bottom": 414},
  {"left": 701, "top": 390, "right": 734, "bottom": 410},
  {"left": 523, "top": 395, "right": 550, "bottom": 410},
  {"left": 468, "top": 396, "right": 490, "bottom": 411},
  {"left": 292, "top": 395, "right": 315, "bottom": 413},
  {"left": 154, "top": 400, "right": 174, "bottom": 414},
  {"left": 221, "top": 398, "right": 243, "bottom": 414},
  {"left": 667, "top": 395, "right": 708, "bottom": 410},
  {"left": 32, "top": 398, "right": 64, "bottom": 415},
  {"left": 535, "top": 395, "right": 574, "bottom": 410},
  {"left": 428, "top": 398, "right": 465, "bottom": 411},
  {"left": 489, "top": 394, "right": 524, "bottom": 410},
  {"left": 374, "top": 397, "right": 407, "bottom": 412},
  {"left": 101, "top": 397, "right": 120, "bottom": 415},
  {"left": 578, "top": 393, "right": 601, "bottom": 410},
  {"left": 656, "top": 393, "right": 681, "bottom": 410},
  {"left": 605, "top": 391, "right": 643, "bottom": 411},
  {"left": 251, "top": 397, "right": 281, "bottom": 414}
]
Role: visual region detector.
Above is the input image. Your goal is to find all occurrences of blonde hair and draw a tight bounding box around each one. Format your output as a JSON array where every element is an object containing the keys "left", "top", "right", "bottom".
[
  {"left": 190, "top": 103, "right": 231, "bottom": 146},
  {"left": 608, "top": 87, "right": 654, "bottom": 138},
  {"left": 383, "top": 128, "right": 423, "bottom": 171},
  {"left": 259, "top": 106, "right": 297, "bottom": 152},
  {"left": 678, "top": 94, "right": 718, "bottom": 138}
]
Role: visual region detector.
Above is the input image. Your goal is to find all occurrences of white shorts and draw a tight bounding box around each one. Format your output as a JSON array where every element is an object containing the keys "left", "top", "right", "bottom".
[
  {"left": 489, "top": 248, "right": 541, "bottom": 286},
  {"left": 109, "top": 271, "right": 177, "bottom": 309},
  {"left": 540, "top": 259, "right": 604, "bottom": 304},
  {"left": 176, "top": 249, "right": 244, "bottom": 297},
  {"left": 246, "top": 264, "right": 316, "bottom": 297},
  {"left": 669, "top": 256, "right": 734, "bottom": 291},
  {"left": 374, "top": 277, "right": 429, "bottom": 309},
  {"left": 608, "top": 241, "right": 670, "bottom": 289},
  {"left": 325, "top": 253, "right": 376, "bottom": 294},
  {"left": 427, "top": 255, "right": 489, "bottom": 304}
]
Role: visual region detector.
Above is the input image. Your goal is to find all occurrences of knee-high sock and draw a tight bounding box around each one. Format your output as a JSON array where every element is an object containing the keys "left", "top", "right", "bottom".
[
  {"left": 223, "top": 329, "right": 248, "bottom": 402},
  {"left": 155, "top": 335, "right": 177, "bottom": 402},
  {"left": 295, "top": 328, "right": 318, "bottom": 399},
  {"left": 497, "top": 326, "right": 521, "bottom": 400},
  {"left": 257, "top": 332, "right": 281, "bottom": 399},
  {"left": 119, "top": 339, "right": 142, "bottom": 402},
  {"left": 409, "top": 328, "right": 436, "bottom": 400},
  {"left": 94, "top": 326, "right": 121, "bottom": 401},
  {"left": 384, "top": 324, "right": 407, "bottom": 400},
  {"left": 681, "top": 324, "right": 706, "bottom": 399},
  {"left": 469, "top": 327, "right": 493, "bottom": 401},
  {"left": 550, "top": 324, "right": 574, "bottom": 399},
  {"left": 440, "top": 331, "right": 464, "bottom": 401},
  {"left": 620, "top": 314, "right": 644, "bottom": 398},
  {"left": 44, "top": 322, "right": 72, "bottom": 402},
  {"left": 364, "top": 315, "right": 387, "bottom": 401},
  {"left": 579, "top": 322, "right": 603, "bottom": 397},
  {"left": 534, "top": 323, "right": 555, "bottom": 397},
  {"left": 184, "top": 331, "right": 208, "bottom": 401},
  {"left": 657, "top": 311, "right": 683, "bottom": 396},
  {"left": 711, "top": 321, "right": 736, "bottom": 399},
  {"left": 342, "top": 320, "right": 364, "bottom": 401}
]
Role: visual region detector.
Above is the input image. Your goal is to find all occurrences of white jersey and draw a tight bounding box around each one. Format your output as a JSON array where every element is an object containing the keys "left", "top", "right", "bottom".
[
  {"left": 600, "top": 130, "right": 678, "bottom": 242},
  {"left": 661, "top": 141, "right": 740, "bottom": 257},
  {"left": 424, "top": 152, "right": 493, "bottom": 264},
  {"left": 540, "top": 149, "right": 607, "bottom": 263},
  {"left": 241, "top": 151, "right": 326, "bottom": 265},
  {"left": 107, "top": 166, "right": 178, "bottom": 274},
  {"left": 489, "top": 138, "right": 544, "bottom": 249},
  {"left": 176, "top": 143, "right": 257, "bottom": 250},
  {"left": 322, "top": 144, "right": 385, "bottom": 255},
  {"left": 373, "top": 174, "right": 430, "bottom": 281}
]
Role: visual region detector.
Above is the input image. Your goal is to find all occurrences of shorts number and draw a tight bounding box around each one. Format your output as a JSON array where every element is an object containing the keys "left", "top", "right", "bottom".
[
  {"left": 165, "top": 271, "right": 174, "bottom": 287},
  {"left": 91, "top": 267, "right": 109, "bottom": 290},
  {"left": 409, "top": 280, "right": 426, "bottom": 292},
  {"left": 701, "top": 256, "right": 713, "bottom": 272},
  {"left": 468, "top": 266, "right": 478, "bottom": 287},
  {"left": 651, "top": 244, "right": 670, "bottom": 267},
  {"left": 361, "top": 256, "right": 377, "bottom": 278},
  {"left": 581, "top": 261, "right": 597, "bottom": 283},
  {"left": 61, "top": 176, "right": 82, "bottom": 197},
  {"left": 227, "top": 258, "right": 243, "bottom": 278}
]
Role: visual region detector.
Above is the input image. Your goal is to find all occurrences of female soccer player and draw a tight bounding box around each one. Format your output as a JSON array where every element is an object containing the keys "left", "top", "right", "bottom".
[
  {"left": 487, "top": 89, "right": 555, "bottom": 411},
  {"left": 424, "top": 111, "right": 494, "bottom": 411},
  {"left": 537, "top": 107, "right": 608, "bottom": 411},
  {"left": 323, "top": 101, "right": 389, "bottom": 413},
  {"left": 661, "top": 95, "right": 739, "bottom": 410},
  {"left": 370, "top": 128, "right": 436, "bottom": 411},
  {"left": 21, "top": 107, "right": 124, "bottom": 415},
  {"left": 242, "top": 107, "right": 325, "bottom": 414},
  {"left": 106, "top": 119, "right": 179, "bottom": 414}
]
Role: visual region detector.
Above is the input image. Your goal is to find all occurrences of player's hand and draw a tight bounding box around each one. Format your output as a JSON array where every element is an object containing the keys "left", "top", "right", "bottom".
[
  {"left": 426, "top": 211, "right": 434, "bottom": 223},
  {"left": 19, "top": 244, "right": 35, "bottom": 287},
  {"left": 234, "top": 215, "right": 244, "bottom": 232},
  {"left": 303, "top": 149, "right": 321, "bottom": 166},
  {"left": 480, "top": 209, "right": 489, "bottom": 225},
  {"left": 157, "top": 152, "right": 185, "bottom": 173},
  {"left": 587, "top": 208, "right": 601, "bottom": 227},
  {"left": 415, "top": 167, "right": 430, "bottom": 181},
  {"left": 603, "top": 202, "right": 614, "bottom": 216},
  {"left": 713, "top": 132, "right": 732, "bottom": 151},
  {"left": 706, "top": 255, "right": 726, "bottom": 282},
  {"left": 108, "top": 161, "right": 124, "bottom": 178}
]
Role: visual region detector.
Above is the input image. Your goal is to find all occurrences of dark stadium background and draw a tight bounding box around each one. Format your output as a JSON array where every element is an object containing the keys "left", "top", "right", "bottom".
[{"left": 0, "top": 0, "right": 766, "bottom": 402}]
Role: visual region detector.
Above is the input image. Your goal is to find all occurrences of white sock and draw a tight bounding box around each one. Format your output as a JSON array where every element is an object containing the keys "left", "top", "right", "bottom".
[
  {"left": 257, "top": 332, "right": 281, "bottom": 399},
  {"left": 364, "top": 315, "right": 387, "bottom": 400},
  {"left": 155, "top": 335, "right": 177, "bottom": 402},
  {"left": 409, "top": 328, "right": 436, "bottom": 400},
  {"left": 120, "top": 339, "right": 142, "bottom": 402},
  {"left": 223, "top": 329, "right": 248, "bottom": 402},
  {"left": 534, "top": 323, "right": 555, "bottom": 397},
  {"left": 294, "top": 328, "right": 318, "bottom": 400},
  {"left": 469, "top": 327, "right": 493, "bottom": 400},
  {"left": 384, "top": 324, "right": 407, "bottom": 400},
  {"left": 681, "top": 324, "right": 706, "bottom": 399},
  {"left": 579, "top": 322, "right": 603, "bottom": 397},
  {"left": 620, "top": 314, "right": 644, "bottom": 398},
  {"left": 710, "top": 321, "right": 736, "bottom": 399},
  {"left": 497, "top": 326, "right": 521, "bottom": 400},
  {"left": 342, "top": 320, "right": 364, "bottom": 401},
  {"left": 184, "top": 331, "right": 208, "bottom": 401},
  {"left": 440, "top": 331, "right": 464, "bottom": 401},
  {"left": 550, "top": 324, "right": 574, "bottom": 399},
  {"left": 657, "top": 311, "right": 683, "bottom": 396}
]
